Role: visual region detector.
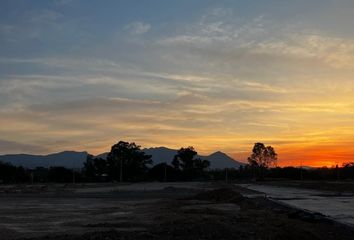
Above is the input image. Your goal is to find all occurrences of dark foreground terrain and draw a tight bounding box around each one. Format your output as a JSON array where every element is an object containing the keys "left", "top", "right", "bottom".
[{"left": 0, "top": 182, "right": 353, "bottom": 240}]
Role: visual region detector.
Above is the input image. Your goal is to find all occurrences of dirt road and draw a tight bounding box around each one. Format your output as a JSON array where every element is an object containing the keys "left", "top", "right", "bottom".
[{"left": 240, "top": 183, "right": 354, "bottom": 227}]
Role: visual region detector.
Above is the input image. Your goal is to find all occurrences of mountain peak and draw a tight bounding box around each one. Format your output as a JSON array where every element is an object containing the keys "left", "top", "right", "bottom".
[
  {"left": 144, "top": 147, "right": 244, "bottom": 169},
  {"left": 210, "top": 151, "right": 226, "bottom": 156},
  {"left": 145, "top": 146, "right": 172, "bottom": 151},
  {"left": 50, "top": 150, "right": 88, "bottom": 155}
]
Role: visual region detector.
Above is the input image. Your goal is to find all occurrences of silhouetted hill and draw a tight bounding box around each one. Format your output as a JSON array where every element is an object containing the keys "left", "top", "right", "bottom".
[
  {"left": 204, "top": 151, "right": 244, "bottom": 169},
  {"left": 143, "top": 147, "right": 177, "bottom": 165},
  {"left": 95, "top": 147, "right": 176, "bottom": 164},
  {"left": 143, "top": 147, "right": 244, "bottom": 169},
  {"left": 0, "top": 151, "right": 87, "bottom": 169},
  {"left": 95, "top": 152, "right": 109, "bottom": 159}
]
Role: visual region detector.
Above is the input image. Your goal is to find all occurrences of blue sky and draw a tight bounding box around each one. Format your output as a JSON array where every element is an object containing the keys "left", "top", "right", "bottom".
[
  {"left": 1, "top": 0, "right": 354, "bottom": 166},
  {"left": 2, "top": 0, "right": 353, "bottom": 59}
]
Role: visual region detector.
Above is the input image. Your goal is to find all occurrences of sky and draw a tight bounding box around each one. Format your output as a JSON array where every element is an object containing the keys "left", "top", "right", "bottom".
[{"left": 0, "top": 0, "right": 354, "bottom": 167}]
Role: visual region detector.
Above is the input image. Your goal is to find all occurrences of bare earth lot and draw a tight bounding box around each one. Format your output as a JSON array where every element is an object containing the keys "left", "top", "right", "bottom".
[
  {"left": 0, "top": 182, "right": 354, "bottom": 240},
  {"left": 239, "top": 181, "right": 354, "bottom": 226}
]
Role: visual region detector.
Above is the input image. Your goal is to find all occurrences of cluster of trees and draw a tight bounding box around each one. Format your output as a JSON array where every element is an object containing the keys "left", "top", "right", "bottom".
[
  {"left": 83, "top": 142, "right": 210, "bottom": 182},
  {"left": 206, "top": 164, "right": 354, "bottom": 181},
  {"left": 0, "top": 163, "right": 80, "bottom": 184},
  {"left": 83, "top": 142, "right": 278, "bottom": 182},
  {"left": 84, "top": 141, "right": 153, "bottom": 182},
  {"left": 0, "top": 141, "right": 211, "bottom": 183},
  {"left": 268, "top": 165, "right": 354, "bottom": 180},
  {"left": 1, "top": 141, "right": 354, "bottom": 183},
  {"left": 0, "top": 162, "right": 27, "bottom": 183}
]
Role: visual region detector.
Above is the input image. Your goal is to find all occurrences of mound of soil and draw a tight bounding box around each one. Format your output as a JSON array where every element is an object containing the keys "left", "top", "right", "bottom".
[{"left": 193, "top": 188, "right": 244, "bottom": 203}]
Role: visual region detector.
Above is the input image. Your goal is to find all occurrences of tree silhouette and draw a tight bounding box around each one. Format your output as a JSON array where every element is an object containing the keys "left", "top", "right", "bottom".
[
  {"left": 248, "top": 142, "right": 277, "bottom": 179},
  {"left": 172, "top": 146, "right": 197, "bottom": 171},
  {"left": 172, "top": 146, "right": 210, "bottom": 179},
  {"left": 248, "top": 143, "right": 277, "bottom": 168},
  {"left": 107, "top": 141, "right": 152, "bottom": 182},
  {"left": 83, "top": 154, "right": 108, "bottom": 182}
]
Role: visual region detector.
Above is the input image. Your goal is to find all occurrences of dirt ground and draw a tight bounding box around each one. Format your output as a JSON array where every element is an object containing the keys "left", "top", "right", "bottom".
[{"left": 0, "top": 182, "right": 353, "bottom": 240}]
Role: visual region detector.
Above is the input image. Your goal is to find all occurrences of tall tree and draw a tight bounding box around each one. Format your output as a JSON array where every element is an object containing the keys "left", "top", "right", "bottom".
[
  {"left": 107, "top": 141, "right": 152, "bottom": 182},
  {"left": 248, "top": 142, "right": 277, "bottom": 179},
  {"left": 248, "top": 143, "right": 277, "bottom": 168},
  {"left": 172, "top": 146, "right": 198, "bottom": 171},
  {"left": 172, "top": 146, "right": 210, "bottom": 179}
]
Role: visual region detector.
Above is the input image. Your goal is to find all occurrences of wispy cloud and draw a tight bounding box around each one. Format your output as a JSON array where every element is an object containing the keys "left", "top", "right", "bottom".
[
  {"left": 0, "top": 139, "right": 49, "bottom": 154},
  {"left": 124, "top": 21, "right": 151, "bottom": 35}
]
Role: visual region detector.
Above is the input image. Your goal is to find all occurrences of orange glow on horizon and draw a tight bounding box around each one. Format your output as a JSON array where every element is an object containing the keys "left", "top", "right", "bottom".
[{"left": 273, "top": 144, "right": 354, "bottom": 168}]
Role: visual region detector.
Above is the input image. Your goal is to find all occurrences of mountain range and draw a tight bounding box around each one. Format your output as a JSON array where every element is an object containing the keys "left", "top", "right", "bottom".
[
  {"left": 0, "top": 151, "right": 88, "bottom": 169},
  {"left": 143, "top": 147, "right": 244, "bottom": 169},
  {"left": 0, "top": 147, "right": 245, "bottom": 169}
]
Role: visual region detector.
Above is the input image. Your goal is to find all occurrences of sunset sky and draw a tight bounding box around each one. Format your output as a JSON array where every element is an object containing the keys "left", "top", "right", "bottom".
[{"left": 0, "top": 0, "right": 353, "bottom": 167}]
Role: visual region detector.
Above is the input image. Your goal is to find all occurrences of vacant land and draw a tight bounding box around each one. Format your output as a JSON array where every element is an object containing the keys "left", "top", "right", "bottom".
[
  {"left": 0, "top": 182, "right": 353, "bottom": 240},
  {"left": 241, "top": 180, "right": 354, "bottom": 226},
  {"left": 258, "top": 180, "right": 354, "bottom": 193}
]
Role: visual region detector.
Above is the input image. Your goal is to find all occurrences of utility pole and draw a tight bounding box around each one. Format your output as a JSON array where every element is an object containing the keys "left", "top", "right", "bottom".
[
  {"left": 72, "top": 159, "right": 75, "bottom": 184},
  {"left": 119, "top": 157, "right": 123, "bottom": 183},
  {"left": 30, "top": 172, "right": 34, "bottom": 185},
  {"left": 300, "top": 159, "right": 303, "bottom": 181},
  {"left": 225, "top": 168, "right": 228, "bottom": 183}
]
